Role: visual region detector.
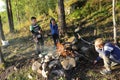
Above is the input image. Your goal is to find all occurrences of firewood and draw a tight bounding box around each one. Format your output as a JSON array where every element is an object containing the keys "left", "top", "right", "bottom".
[{"left": 56, "top": 42, "right": 74, "bottom": 57}]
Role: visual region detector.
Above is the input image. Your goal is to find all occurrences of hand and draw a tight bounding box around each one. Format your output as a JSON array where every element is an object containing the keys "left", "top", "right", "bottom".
[
  {"left": 93, "top": 60, "right": 97, "bottom": 65},
  {"left": 34, "top": 37, "right": 38, "bottom": 43},
  {"left": 38, "top": 30, "right": 41, "bottom": 34}
]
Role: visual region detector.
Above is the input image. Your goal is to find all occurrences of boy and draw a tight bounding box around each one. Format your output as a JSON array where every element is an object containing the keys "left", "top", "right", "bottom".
[
  {"left": 30, "top": 17, "right": 44, "bottom": 54},
  {"left": 50, "top": 18, "right": 59, "bottom": 47},
  {"left": 94, "top": 38, "right": 120, "bottom": 75}
]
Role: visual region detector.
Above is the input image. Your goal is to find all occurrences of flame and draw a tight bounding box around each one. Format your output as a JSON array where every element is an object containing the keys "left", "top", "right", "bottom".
[
  {"left": 56, "top": 42, "right": 74, "bottom": 57},
  {"left": 56, "top": 42, "right": 64, "bottom": 53}
]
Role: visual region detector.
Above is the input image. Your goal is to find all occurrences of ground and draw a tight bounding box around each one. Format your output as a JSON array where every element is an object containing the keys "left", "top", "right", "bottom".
[{"left": 0, "top": 28, "right": 120, "bottom": 80}]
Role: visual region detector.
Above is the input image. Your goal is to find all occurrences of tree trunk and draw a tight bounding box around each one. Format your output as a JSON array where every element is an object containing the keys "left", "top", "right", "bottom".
[
  {"left": 0, "top": 16, "right": 5, "bottom": 41},
  {"left": 58, "top": 0, "right": 66, "bottom": 35},
  {"left": 0, "top": 47, "right": 4, "bottom": 63},
  {"left": 112, "top": 0, "right": 117, "bottom": 43},
  {"left": 6, "top": 0, "right": 14, "bottom": 33}
]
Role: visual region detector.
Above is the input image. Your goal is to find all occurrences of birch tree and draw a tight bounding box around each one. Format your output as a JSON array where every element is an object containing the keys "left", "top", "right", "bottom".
[{"left": 112, "top": 0, "right": 117, "bottom": 43}]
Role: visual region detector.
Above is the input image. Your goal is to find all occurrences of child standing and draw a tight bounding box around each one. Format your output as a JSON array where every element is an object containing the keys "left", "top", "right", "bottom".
[
  {"left": 50, "top": 18, "right": 59, "bottom": 47},
  {"left": 30, "top": 17, "right": 44, "bottom": 54},
  {"left": 94, "top": 38, "right": 120, "bottom": 75}
]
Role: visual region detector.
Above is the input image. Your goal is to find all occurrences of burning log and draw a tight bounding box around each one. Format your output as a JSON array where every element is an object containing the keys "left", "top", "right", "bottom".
[
  {"left": 56, "top": 42, "right": 74, "bottom": 57},
  {"left": 56, "top": 42, "right": 78, "bottom": 70}
]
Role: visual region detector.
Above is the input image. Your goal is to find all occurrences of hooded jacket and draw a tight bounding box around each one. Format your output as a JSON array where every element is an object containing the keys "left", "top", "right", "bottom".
[
  {"left": 96, "top": 42, "right": 120, "bottom": 63},
  {"left": 50, "top": 23, "right": 59, "bottom": 35}
]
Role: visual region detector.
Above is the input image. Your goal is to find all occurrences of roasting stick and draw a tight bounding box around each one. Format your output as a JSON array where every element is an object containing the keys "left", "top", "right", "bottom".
[
  {"left": 77, "top": 33, "right": 94, "bottom": 45},
  {"left": 74, "top": 51, "right": 93, "bottom": 63},
  {"left": 76, "top": 33, "right": 94, "bottom": 63}
]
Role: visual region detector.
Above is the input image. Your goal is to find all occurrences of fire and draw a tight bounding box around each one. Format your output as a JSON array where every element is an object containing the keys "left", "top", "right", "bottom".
[{"left": 56, "top": 42, "right": 74, "bottom": 57}]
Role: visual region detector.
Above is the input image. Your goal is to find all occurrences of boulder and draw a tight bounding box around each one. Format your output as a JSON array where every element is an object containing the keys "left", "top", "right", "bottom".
[
  {"left": 28, "top": 73, "right": 33, "bottom": 79},
  {"left": 42, "top": 63, "right": 48, "bottom": 78},
  {"left": 32, "top": 61, "right": 41, "bottom": 72},
  {"left": 67, "top": 37, "right": 75, "bottom": 42},
  {"left": 81, "top": 46, "right": 89, "bottom": 52},
  {"left": 61, "top": 57, "right": 76, "bottom": 70},
  {"left": 1, "top": 40, "right": 9, "bottom": 47}
]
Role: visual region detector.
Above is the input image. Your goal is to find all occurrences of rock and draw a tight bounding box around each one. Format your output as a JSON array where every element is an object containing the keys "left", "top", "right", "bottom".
[
  {"left": 32, "top": 61, "right": 41, "bottom": 72},
  {"left": 50, "top": 69, "right": 66, "bottom": 78},
  {"left": 28, "top": 73, "right": 33, "bottom": 79},
  {"left": 67, "top": 37, "right": 75, "bottom": 42},
  {"left": 37, "top": 69, "right": 42, "bottom": 74},
  {"left": 61, "top": 57, "right": 76, "bottom": 70},
  {"left": 81, "top": 46, "right": 89, "bottom": 52},
  {"left": 39, "top": 54, "right": 43, "bottom": 58},
  {"left": 69, "top": 57, "right": 76, "bottom": 67},
  {"left": 72, "top": 38, "right": 78, "bottom": 44},
  {"left": 42, "top": 63, "right": 47, "bottom": 70},
  {"left": 48, "top": 60, "right": 60, "bottom": 69},
  {"left": 1, "top": 40, "right": 9, "bottom": 47},
  {"left": 13, "top": 66, "right": 17, "bottom": 71},
  {"left": 44, "top": 55, "right": 51, "bottom": 62},
  {"left": 41, "top": 62, "right": 49, "bottom": 78},
  {"left": 72, "top": 45, "right": 78, "bottom": 50},
  {"left": 47, "top": 52, "right": 53, "bottom": 57},
  {"left": 75, "top": 57, "right": 79, "bottom": 61}
]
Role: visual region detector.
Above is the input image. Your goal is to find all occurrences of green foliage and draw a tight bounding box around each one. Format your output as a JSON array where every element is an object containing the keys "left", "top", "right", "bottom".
[
  {"left": 0, "top": 63, "right": 5, "bottom": 70},
  {"left": 10, "top": 0, "right": 57, "bottom": 26},
  {"left": 0, "top": 12, "right": 7, "bottom": 23},
  {"left": 68, "top": 9, "right": 81, "bottom": 20},
  {"left": 47, "top": 0, "right": 57, "bottom": 10}
]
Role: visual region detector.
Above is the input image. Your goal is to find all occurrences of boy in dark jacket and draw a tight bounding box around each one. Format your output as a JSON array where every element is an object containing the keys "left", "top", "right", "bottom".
[
  {"left": 50, "top": 18, "right": 59, "bottom": 47},
  {"left": 30, "top": 17, "right": 44, "bottom": 54},
  {"left": 94, "top": 38, "right": 120, "bottom": 75}
]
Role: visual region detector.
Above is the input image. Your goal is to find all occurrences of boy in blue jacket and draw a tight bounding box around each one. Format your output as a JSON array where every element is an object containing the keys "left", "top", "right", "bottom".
[
  {"left": 50, "top": 18, "right": 59, "bottom": 47},
  {"left": 94, "top": 38, "right": 120, "bottom": 75}
]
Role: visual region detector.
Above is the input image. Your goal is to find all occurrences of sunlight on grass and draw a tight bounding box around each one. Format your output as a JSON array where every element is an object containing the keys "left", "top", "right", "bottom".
[{"left": 7, "top": 67, "right": 37, "bottom": 80}]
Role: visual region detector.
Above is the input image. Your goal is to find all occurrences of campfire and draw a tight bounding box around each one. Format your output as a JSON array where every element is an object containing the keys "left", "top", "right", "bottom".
[
  {"left": 31, "top": 42, "right": 89, "bottom": 79},
  {"left": 56, "top": 42, "right": 74, "bottom": 57}
]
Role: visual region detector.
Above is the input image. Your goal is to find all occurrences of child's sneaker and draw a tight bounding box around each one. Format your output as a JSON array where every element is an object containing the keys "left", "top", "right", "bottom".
[{"left": 100, "top": 69, "right": 111, "bottom": 75}]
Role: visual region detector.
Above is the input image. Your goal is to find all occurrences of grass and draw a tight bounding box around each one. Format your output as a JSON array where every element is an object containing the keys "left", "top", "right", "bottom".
[
  {"left": 7, "top": 66, "right": 37, "bottom": 80},
  {"left": 0, "top": 63, "right": 5, "bottom": 71}
]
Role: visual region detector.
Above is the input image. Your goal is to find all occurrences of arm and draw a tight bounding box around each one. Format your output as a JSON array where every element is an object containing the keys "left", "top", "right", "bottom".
[
  {"left": 96, "top": 56, "right": 102, "bottom": 62},
  {"left": 50, "top": 24, "right": 53, "bottom": 32},
  {"left": 104, "top": 46, "right": 113, "bottom": 56},
  {"left": 30, "top": 26, "right": 35, "bottom": 34},
  {"left": 38, "top": 25, "right": 42, "bottom": 34},
  {"left": 94, "top": 47, "right": 102, "bottom": 63},
  {"left": 55, "top": 24, "right": 59, "bottom": 34}
]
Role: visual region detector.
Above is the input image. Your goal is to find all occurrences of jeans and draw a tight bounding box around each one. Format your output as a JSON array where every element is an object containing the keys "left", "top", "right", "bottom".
[
  {"left": 34, "top": 37, "right": 44, "bottom": 54},
  {"left": 52, "top": 34, "right": 59, "bottom": 46},
  {"left": 99, "top": 53, "right": 119, "bottom": 71}
]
